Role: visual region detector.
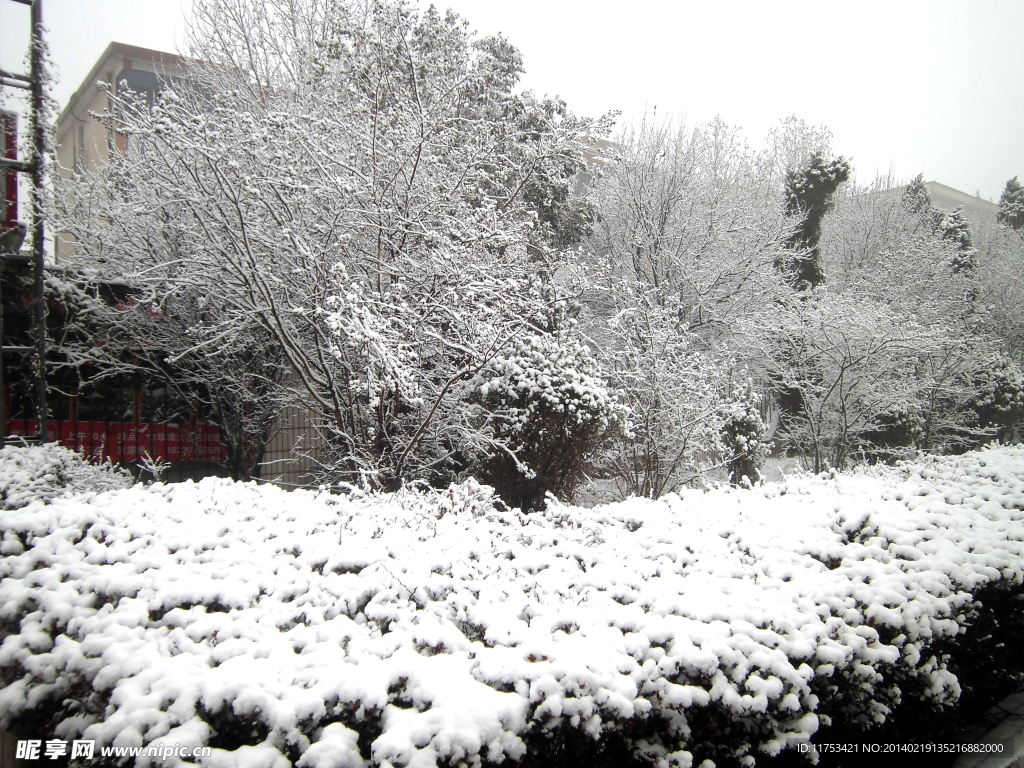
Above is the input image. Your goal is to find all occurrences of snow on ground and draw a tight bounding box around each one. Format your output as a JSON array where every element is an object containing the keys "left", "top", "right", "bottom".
[{"left": 1, "top": 445, "right": 1023, "bottom": 767}]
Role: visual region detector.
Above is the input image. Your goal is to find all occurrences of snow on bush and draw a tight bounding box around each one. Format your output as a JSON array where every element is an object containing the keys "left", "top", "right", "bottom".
[
  {"left": 1, "top": 446, "right": 1023, "bottom": 767},
  {"left": 719, "top": 380, "right": 771, "bottom": 487},
  {"left": 0, "top": 443, "right": 133, "bottom": 510},
  {"left": 475, "top": 329, "right": 627, "bottom": 509}
]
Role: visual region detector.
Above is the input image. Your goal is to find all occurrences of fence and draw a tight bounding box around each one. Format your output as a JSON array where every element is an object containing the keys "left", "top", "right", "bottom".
[{"left": 259, "top": 404, "right": 321, "bottom": 487}]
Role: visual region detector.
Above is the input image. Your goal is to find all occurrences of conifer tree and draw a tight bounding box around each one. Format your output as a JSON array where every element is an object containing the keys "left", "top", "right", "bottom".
[
  {"left": 900, "top": 175, "right": 977, "bottom": 276},
  {"left": 781, "top": 153, "right": 851, "bottom": 289},
  {"left": 939, "top": 207, "right": 978, "bottom": 276},
  {"left": 902, "top": 173, "right": 933, "bottom": 215},
  {"left": 998, "top": 176, "right": 1024, "bottom": 231}
]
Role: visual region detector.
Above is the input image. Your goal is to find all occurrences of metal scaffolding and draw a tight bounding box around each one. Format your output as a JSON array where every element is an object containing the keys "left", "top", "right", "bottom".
[{"left": 0, "top": 0, "right": 47, "bottom": 445}]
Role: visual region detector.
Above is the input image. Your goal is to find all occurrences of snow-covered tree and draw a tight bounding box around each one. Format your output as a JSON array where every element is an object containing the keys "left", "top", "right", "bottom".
[
  {"left": 937, "top": 206, "right": 979, "bottom": 278},
  {"left": 977, "top": 225, "right": 1024, "bottom": 365},
  {"left": 997, "top": 175, "right": 1024, "bottom": 230},
  {"left": 822, "top": 173, "right": 935, "bottom": 289},
  {"left": 779, "top": 152, "right": 851, "bottom": 289},
  {"left": 903, "top": 173, "right": 933, "bottom": 215},
  {"left": 824, "top": 174, "right": 981, "bottom": 305},
  {"left": 719, "top": 379, "right": 771, "bottom": 486},
  {"left": 595, "top": 290, "right": 735, "bottom": 498},
  {"left": 764, "top": 114, "right": 834, "bottom": 190},
  {"left": 964, "top": 352, "right": 1024, "bottom": 443},
  {"left": 588, "top": 116, "right": 791, "bottom": 334},
  {"left": 825, "top": 181, "right": 974, "bottom": 300},
  {"left": 55, "top": 0, "right": 612, "bottom": 493},
  {"left": 766, "top": 174, "right": 1005, "bottom": 463},
  {"left": 582, "top": 116, "right": 791, "bottom": 496},
  {"left": 750, "top": 292, "right": 935, "bottom": 472}
]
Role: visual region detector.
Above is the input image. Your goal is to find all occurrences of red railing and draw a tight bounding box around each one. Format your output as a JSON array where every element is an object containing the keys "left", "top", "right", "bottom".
[{"left": 5, "top": 419, "right": 227, "bottom": 463}]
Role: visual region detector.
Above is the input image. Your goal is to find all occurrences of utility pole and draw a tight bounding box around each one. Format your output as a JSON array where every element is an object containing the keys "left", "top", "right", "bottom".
[{"left": 0, "top": 0, "right": 47, "bottom": 444}]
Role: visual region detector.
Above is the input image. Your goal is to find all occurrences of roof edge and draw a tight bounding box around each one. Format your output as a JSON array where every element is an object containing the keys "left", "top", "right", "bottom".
[{"left": 56, "top": 42, "right": 189, "bottom": 132}]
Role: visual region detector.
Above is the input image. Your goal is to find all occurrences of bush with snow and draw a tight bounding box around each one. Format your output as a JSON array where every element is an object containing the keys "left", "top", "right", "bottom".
[
  {"left": 474, "top": 329, "right": 627, "bottom": 510},
  {"left": 964, "top": 352, "right": 1024, "bottom": 444},
  {"left": 719, "top": 380, "right": 771, "bottom": 487},
  {"left": 0, "top": 443, "right": 133, "bottom": 510},
  {"left": 1, "top": 446, "right": 1023, "bottom": 767}
]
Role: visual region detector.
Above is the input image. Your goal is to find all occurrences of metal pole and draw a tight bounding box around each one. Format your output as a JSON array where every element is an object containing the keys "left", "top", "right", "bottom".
[
  {"left": 29, "top": 0, "right": 47, "bottom": 442},
  {"left": 0, "top": 259, "right": 5, "bottom": 448}
]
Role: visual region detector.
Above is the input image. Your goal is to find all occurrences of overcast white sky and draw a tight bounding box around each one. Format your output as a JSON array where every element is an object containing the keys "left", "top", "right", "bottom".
[{"left": 2, "top": 0, "right": 1022, "bottom": 202}]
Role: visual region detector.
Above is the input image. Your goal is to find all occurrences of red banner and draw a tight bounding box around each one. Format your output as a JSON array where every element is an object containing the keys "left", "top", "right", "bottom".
[{"left": 4, "top": 420, "right": 227, "bottom": 463}]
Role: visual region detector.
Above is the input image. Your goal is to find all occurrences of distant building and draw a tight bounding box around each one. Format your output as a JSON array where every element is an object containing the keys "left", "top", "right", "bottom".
[
  {"left": 55, "top": 42, "right": 188, "bottom": 174},
  {"left": 923, "top": 180, "right": 999, "bottom": 221},
  {"left": 54, "top": 43, "right": 189, "bottom": 263}
]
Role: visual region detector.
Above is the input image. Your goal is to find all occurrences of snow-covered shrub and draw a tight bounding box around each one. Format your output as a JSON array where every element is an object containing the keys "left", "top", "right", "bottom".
[
  {"left": 720, "top": 380, "right": 771, "bottom": 486},
  {"left": 965, "top": 352, "right": 1024, "bottom": 444},
  {"left": 0, "top": 443, "right": 132, "bottom": 510},
  {"left": 474, "top": 330, "right": 626, "bottom": 510},
  {"left": 856, "top": 401, "right": 925, "bottom": 464},
  {"left": 387, "top": 476, "right": 505, "bottom": 519},
  {"left": 2, "top": 447, "right": 1023, "bottom": 767}
]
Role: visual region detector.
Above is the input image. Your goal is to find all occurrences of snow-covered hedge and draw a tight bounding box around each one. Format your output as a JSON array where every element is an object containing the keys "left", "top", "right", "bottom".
[
  {"left": 1, "top": 447, "right": 1023, "bottom": 767},
  {"left": 0, "top": 443, "right": 133, "bottom": 510}
]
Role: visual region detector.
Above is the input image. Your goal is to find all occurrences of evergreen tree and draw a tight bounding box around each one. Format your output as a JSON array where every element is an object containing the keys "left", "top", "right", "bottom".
[
  {"left": 720, "top": 380, "right": 771, "bottom": 487},
  {"left": 967, "top": 353, "right": 1024, "bottom": 444},
  {"left": 900, "top": 175, "right": 977, "bottom": 277},
  {"left": 997, "top": 176, "right": 1024, "bottom": 230},
  {"left": 780, "top": 153, "right": 851, "bottom": 289},
  {"left": 902, "top": 173, "right": 933, "bottom": 215},
  {"left": 938, "top": 207, "right": 978, "bottom": 276}
]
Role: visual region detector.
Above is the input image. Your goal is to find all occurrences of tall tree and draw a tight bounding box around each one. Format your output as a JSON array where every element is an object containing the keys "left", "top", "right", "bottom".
[
  {"left": 584, "top": 116, "right": 790, "bottom": 496},
  {"left": 56, "top": 0, "right": 617, "bottom": 493},
  {"left": 937, "top": 206, "right": 978, "bottom": 277},
  {"left": 779, "top": 153, "right": 851, "bottom": 289},
  {"left": 902, "top": 173, "right": 934, "bottom": 215}
]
